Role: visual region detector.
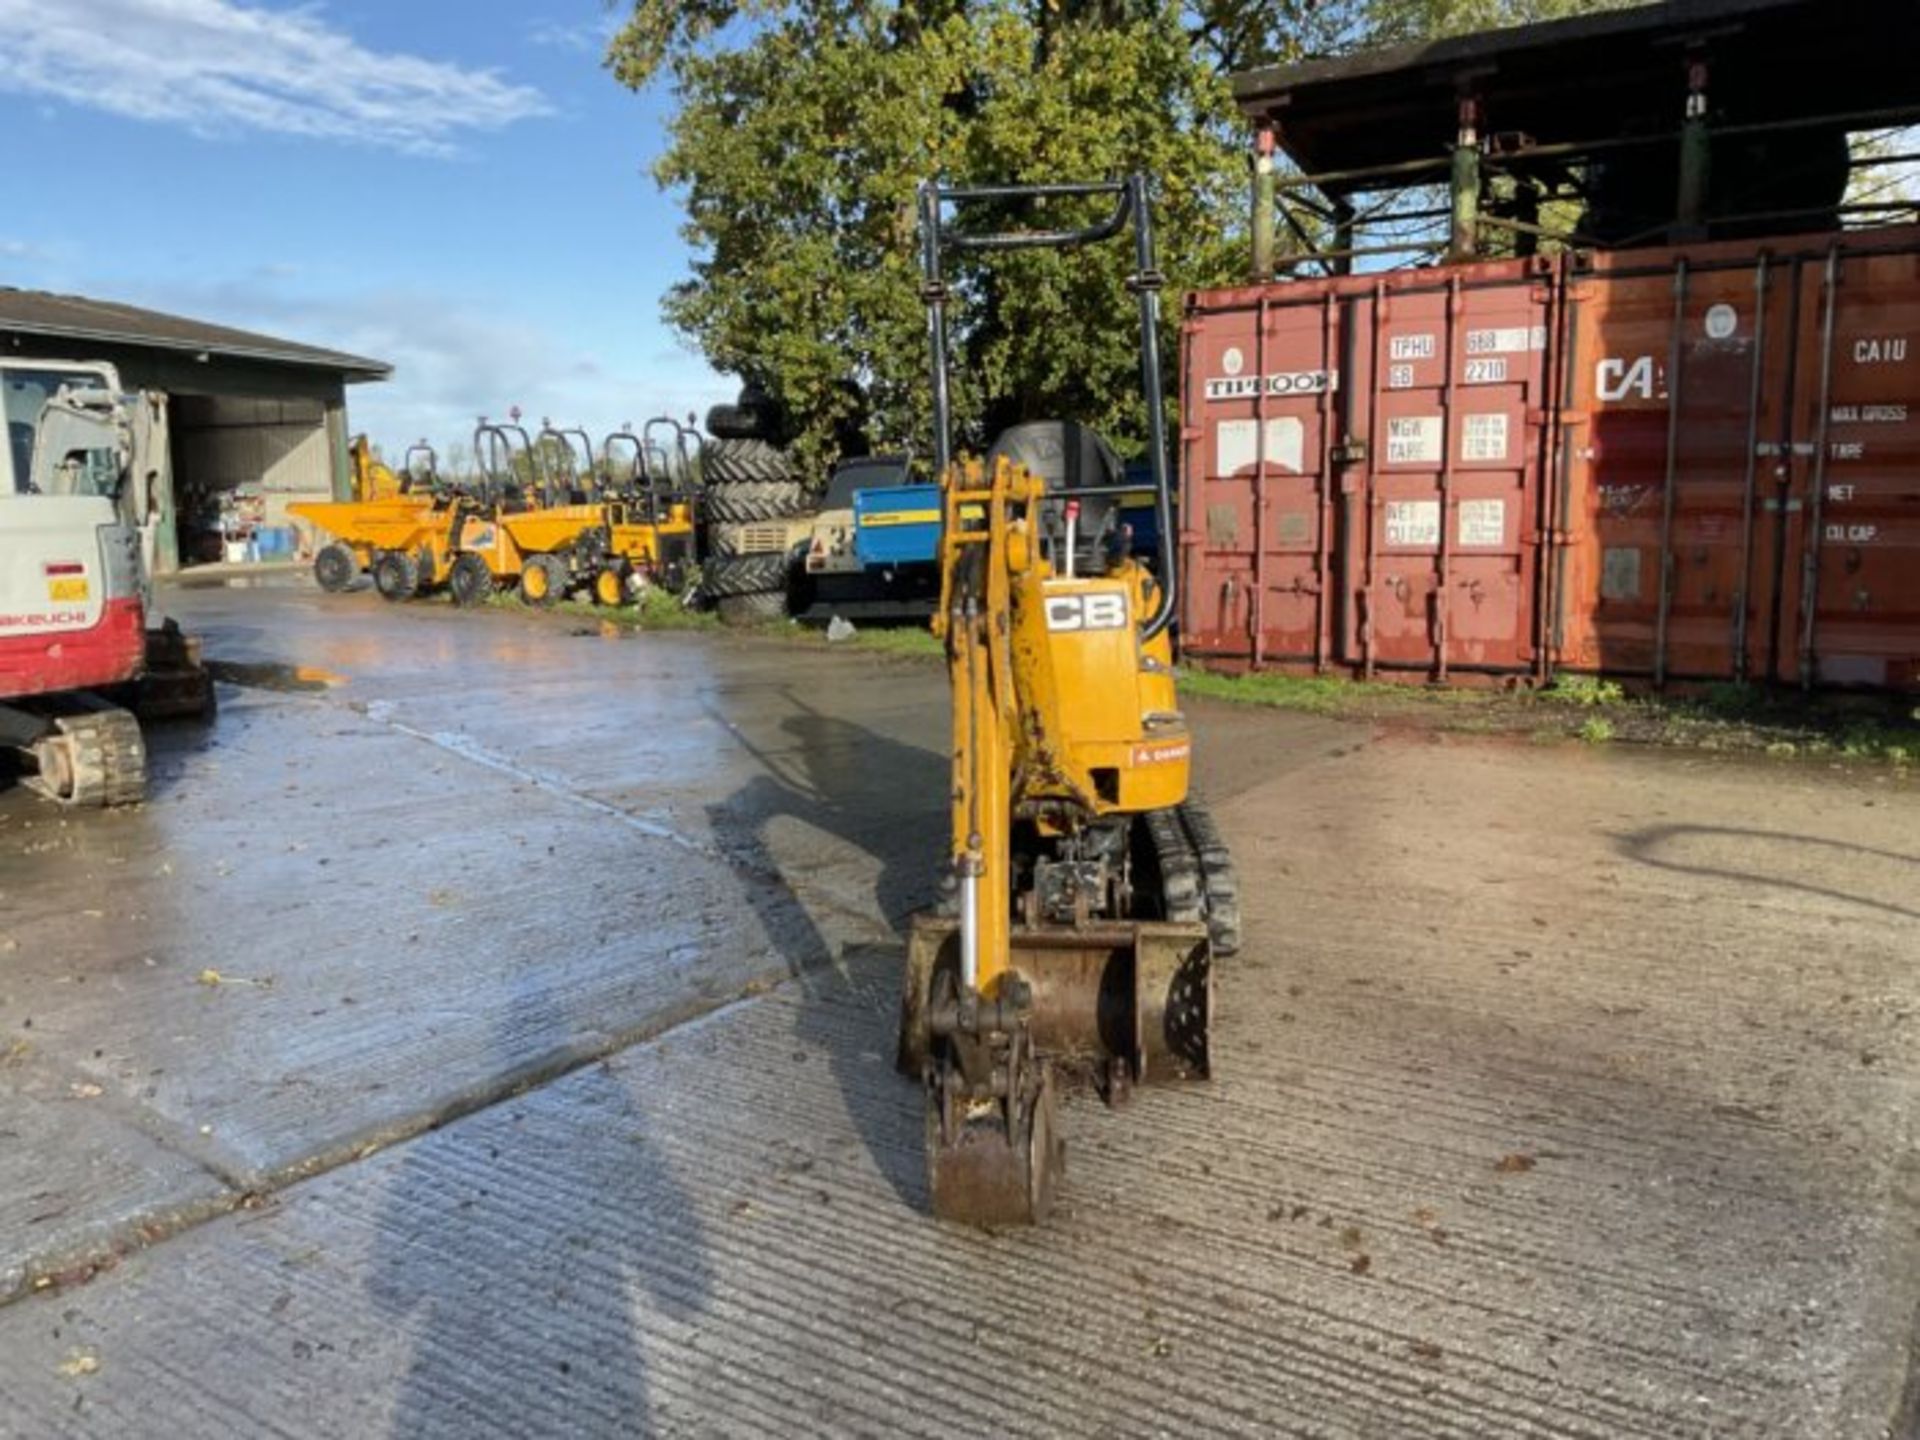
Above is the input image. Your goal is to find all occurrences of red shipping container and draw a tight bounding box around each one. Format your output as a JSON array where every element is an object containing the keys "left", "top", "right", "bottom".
[
  {"left": 1555, "top": 227, "right": 1920, "bottom": 689},
  {"left": 1181, "top": 260, "right": 1553, "bottom": 679},
  {"left": 1180, "top": 225, "right": 1920, "bottom": 692}
]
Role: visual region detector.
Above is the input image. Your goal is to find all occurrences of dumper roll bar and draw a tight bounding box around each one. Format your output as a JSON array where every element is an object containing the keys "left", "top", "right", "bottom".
[
  {"left": 600, "top": 424, "right": 683, "bottom": 523},
  {"left": 643, "top": 416, "right": 701, "bottom": 492},
  {"left": 917, "top": 173, "right": 1176, "bottom": 641},
  {"left": 474, "top": 418, "right": 545, "bottom": 507},
  {"left": 402, "top": 442, "right": 438, "bottom": 494},
  {"left": 539, "top": 420, "right": 597, "bottom": 501},
  {"left": 603, "top": 428, "right": 643, "bottom": 493}
]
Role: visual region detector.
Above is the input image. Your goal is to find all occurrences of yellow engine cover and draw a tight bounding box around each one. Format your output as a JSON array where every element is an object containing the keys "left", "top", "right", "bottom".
[{"left": 1010, "top": 561, "right": 1189, "bottom": 817}]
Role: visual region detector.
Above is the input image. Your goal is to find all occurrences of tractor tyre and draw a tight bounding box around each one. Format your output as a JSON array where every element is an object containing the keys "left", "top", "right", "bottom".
[
  {"left": 700, "top": 437, "right": 793, "bottom": 487},
  {"left": 372, "top": 550, "right": 420, "bottom": 602},
  {"left": 518, "top": 554, "right": 568, "bottom": 608},
  {"left": 704, "top": 402, "right": 773, "bottom": 441},
  {"left": 448, "top": 552, "right": 494, "bottom": 609},
  {"left": 704, "top": 480, "right": 810, "bottom": 525},
  {"left": 313, "top": 543, "right": 358, "bottom": 593},
  {"left": 699, "top": 553, "right": 789, "bottom": 600},
  {"left": 716, "top": 590, "right": 789, "bottom": 626}
]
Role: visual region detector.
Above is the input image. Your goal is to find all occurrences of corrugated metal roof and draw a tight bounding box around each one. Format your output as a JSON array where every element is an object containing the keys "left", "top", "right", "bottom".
[{"left": 0, "top": 289, "right": 390, "bottom": 379}]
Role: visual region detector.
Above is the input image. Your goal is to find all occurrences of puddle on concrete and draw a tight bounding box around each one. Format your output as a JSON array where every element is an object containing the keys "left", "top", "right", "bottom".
[{"left": 205, "top": 660, "right": 346, "bottom": 693}]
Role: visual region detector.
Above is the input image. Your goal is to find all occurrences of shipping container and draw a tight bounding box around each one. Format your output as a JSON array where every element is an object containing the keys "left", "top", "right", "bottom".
[{"left": 1180, "top": 225, "right": 1920, "bottom": 692}]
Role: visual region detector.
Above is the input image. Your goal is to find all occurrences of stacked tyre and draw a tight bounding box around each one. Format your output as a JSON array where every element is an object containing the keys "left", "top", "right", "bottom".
[{"left": 699, "top": 396, "right": 809, "bottom": 625}]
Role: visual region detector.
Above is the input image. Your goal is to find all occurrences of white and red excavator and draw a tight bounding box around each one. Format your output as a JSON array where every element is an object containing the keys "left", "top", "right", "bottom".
[{"left": 0, "top": 360, "right": 212, "bottom": 807}]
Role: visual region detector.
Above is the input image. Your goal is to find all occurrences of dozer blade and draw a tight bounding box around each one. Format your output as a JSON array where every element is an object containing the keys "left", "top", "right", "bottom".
[{"left": 899, "top": 915, "right": 1213, "bottom": 1086}]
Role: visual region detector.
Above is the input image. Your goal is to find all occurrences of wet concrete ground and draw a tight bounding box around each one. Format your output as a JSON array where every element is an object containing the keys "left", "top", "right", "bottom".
[{"left": 0, "top": 581, "right": 1916, "bottom": 1437}]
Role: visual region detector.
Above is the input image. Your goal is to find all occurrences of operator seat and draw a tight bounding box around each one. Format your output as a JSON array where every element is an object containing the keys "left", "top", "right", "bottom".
[{"left": 986, "top": 420, "right": 1125, "bottom": 575}]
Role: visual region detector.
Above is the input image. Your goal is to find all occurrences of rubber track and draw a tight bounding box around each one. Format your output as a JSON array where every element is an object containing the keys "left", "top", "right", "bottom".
[
  {"left": 32, "top": 709, "right": 146, "bottom": 808},
  {"left": 1178, "top": 797, "right": 1243, "bottom": 957},
  {"left": 1142, "top": 808, "right": 1205, "bottom": 928}
]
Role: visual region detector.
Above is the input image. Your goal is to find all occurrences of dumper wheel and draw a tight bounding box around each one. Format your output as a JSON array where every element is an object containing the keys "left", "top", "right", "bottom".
[
  {"left": 313, "top": 543, "right": 358, "bottom": 593},
  {"left": 593, "top": 566, "right": 629, "bottom": 607},
  {"left": 372, "top": 550, "right": 420, "bottom": 602},
  {"left": 519, "top": 554, "right": 567, "bottom": 608},
  {"left": 448, "top": 553, "right": 494, "bottom": 609}
]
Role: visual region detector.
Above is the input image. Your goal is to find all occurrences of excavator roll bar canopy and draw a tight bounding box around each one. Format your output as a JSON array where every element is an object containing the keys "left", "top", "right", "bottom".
[{"left": 916, "top": 174, "right": 1177, "bottom": 640}]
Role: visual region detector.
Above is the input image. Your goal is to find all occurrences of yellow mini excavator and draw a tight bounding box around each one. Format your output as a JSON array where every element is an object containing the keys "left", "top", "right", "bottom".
[{"left": 897, "top": 176, "right": 1240, "bottom": 1227}]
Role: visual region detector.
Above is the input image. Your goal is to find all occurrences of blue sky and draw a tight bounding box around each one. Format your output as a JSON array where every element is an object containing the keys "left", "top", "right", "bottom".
[{"left": 0, "top": 0, "right": 731, "bottom": 458}]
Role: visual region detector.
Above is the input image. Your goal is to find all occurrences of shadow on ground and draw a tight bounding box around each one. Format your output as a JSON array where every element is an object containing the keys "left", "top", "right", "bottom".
[
  {"left": 1617, "top": 823, "right": 1920, "bottom": 921},
  {"left": 369, "top": 967, "right": 711, "bottom": 1437},
  {"left": 704, "top": 691, "right": 946, "bottom": 1208}
]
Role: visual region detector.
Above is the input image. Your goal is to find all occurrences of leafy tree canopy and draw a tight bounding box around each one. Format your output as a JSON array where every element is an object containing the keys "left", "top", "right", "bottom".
[{"left": 612, "top": 0, "right": 1600, "bottom": 472}]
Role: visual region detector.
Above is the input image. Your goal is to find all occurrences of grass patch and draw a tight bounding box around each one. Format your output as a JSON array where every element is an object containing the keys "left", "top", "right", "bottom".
[
  {"left": 487, "top": 586, "right": 721, "bottom": 632},
  {"left": 1176, "top": 667, "right": 1483, "bottom": 717},
  {"left": 1552, "top": 676, "right": 1626, "bottom": 707},
  {"left": 1178, "top": 662, "right": 1919, "bottom": 767},
  {"left": 1176, "top": 668, "right": 1382, "bottom": 716},
  {"left": 847, "top": 626, "right": 943, "bottom": 659}
]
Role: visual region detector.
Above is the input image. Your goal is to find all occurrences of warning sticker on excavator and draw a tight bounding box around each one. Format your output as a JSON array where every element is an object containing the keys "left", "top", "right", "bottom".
[
  {"left": 1131, "top": 740, "right": 1191, "bottom": 767},
  {"left": 47, "top": 578, "right": 89, "bottom": 602}
]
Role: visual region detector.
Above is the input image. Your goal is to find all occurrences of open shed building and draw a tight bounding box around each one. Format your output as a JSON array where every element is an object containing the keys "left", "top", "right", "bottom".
[
  {"left": 1231, "top": 0, "right": 1920, "bottom": 275},
  {"left": 0, "top": 290, "right": 389, "bottom": 573}
]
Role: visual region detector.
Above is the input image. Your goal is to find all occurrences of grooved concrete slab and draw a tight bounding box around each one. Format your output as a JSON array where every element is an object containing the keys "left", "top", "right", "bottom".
[
  {"left": 0, "top": 583, "right": 1914, "bottom": 1438},
  {"left": 0, "top": 589, "right": 939, "bottom": 1297}
]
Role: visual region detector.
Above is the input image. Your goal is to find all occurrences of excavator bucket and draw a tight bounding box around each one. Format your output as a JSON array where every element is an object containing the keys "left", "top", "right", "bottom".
[
  {"left": 901, "top": 915, "right": 1210, "bottom": 1227},
  {"left": 898, "top": 916, "right": 1212, "bottom": 1088}
]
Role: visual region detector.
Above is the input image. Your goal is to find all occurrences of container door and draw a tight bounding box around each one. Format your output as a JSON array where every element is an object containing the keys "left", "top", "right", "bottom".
[
  {"left": 1348, "top": 274, "right": 1549, "bottom": 678},
  {"left": 1179, "top": 289, "right": 1341, "bottom": 667},
  {"left": 1777, "top": 239, "right": 1920, "bottom": 692},
  {"left": 1558, "top": 251, "right": 1796, "bottom": 683}
]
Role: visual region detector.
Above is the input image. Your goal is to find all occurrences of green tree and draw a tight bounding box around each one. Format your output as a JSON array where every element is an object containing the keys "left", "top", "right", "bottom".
[{"left": 611, "top": 0, "right": 1603, "bottom": 472}]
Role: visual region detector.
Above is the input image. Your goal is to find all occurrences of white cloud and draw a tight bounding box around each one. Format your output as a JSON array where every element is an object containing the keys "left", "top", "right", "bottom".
[
  {"left": 0, "top": 0, "right": 550, "bottom": 156},
  {"left": 527, "top": 16, "right": 619, "bottom": 55}
]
